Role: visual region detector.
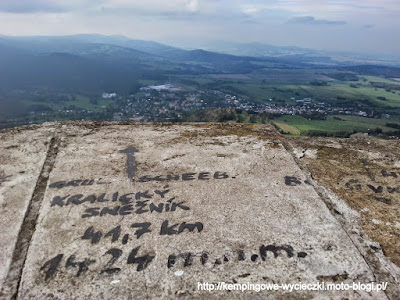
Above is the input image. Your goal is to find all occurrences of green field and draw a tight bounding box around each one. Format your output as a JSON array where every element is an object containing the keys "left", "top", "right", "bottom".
[
  {"left": 172, "top": 74, "right": 400, "bottom": 109},
  {"left": 65, "top": 95, "right": 112, "bottom": 112},
  {"left": 30, "top": 94, "right": 113, "bottom": 113},
  {"left": 0, "top": 93, "right": 112, "bottom": 122},
  {"left": 274, "top": 115, "right": 400, "bottom": 135},
  {"left": 362, "top": 76, "right": 400, "bottom": 84},
  {"left": 272, "top": 120, "right": 300, "bottom": 135}
]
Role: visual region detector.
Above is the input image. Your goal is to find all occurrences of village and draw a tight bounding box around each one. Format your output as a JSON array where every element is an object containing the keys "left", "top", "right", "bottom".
[
  {"left": 20, "top": 83, "right": 375, "bottom": 129},
  {"left": 107, "top": 84, "right": 370, "bottom": 122}
]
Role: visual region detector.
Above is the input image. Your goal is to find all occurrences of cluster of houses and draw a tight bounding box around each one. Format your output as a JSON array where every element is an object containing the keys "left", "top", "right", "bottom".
[
  {"left": 102, "top": 92, "right": 117, "bottom": 99},
  {"left": 107, "top": 85, "right": 371, "bottom": 122},
  {"left": 24, "top": 85, "right": 372, "bottom": 125}
]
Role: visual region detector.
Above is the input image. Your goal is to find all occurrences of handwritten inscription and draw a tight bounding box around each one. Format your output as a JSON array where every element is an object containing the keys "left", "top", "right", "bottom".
[
  {"left": 284, "top": 176, "right": 302, "bottom": 186},
  {"left": 81, "top": 201, "right": 190, "bottom": 218},
  {"left": 345, "top": 169, "right": 400, "bottom": 205},
  {"left": 168, "top": 244, "right": 307, "bottom": 268},
  {"left": 40, "top": 244, "right": 308, "bottom": 281},
  {"left": 48, "top": 171, "right": 230, "bottom": 189},
  {"left": 49, "top": 188, "right": 194, "bottom": 218},
  {"left": 381, "top": 170, "right": 399, "bottom": 178},
  {"left": 81, "top": 221, "right": 203, "bottom": 245},
  {"left": 138, "top": 171, "right": 229, "bottom": 182},
  {"left": 49, "top": 178, "right": 109, "bottom": 189},
  {"left": 39, "top": 169, "right": 311, "bottom": 285},
  {"left": 40, "top": 246, "right": 155, "bottom": 280},
  {"left": 345, "top": 180, "right": 400, "bottom": 194},
  {"left": 51, "top": 188, "right": 171, "bottom": 207}
]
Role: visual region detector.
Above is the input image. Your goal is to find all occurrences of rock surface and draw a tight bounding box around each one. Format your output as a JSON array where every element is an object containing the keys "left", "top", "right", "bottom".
[{"left": 0, "top": 122, "right": 399, "bottom": 299}]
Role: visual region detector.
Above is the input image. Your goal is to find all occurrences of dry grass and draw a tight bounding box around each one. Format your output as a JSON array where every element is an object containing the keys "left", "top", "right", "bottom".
[{"left": 291, "top": 137, "right": 400, "bottom": 267}]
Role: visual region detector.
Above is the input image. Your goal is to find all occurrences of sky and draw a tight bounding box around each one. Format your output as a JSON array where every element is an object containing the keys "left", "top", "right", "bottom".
[{"left": 0, "top": 0, "right": 399, "bottom": 56}]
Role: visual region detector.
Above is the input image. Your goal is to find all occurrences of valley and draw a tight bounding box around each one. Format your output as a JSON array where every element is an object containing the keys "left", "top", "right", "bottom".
[{"left": 1, "top": 34, "right": 400, "bottom": 138}]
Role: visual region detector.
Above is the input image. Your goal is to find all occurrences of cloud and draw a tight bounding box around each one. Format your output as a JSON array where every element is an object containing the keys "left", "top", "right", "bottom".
[
  {"left": 93, "top": 0, "right": 205, "bottom": 21},
  {"left": 0, "top": 0, "right": 68, "bottom": 13},
  {"left": 0, "top": 0, "right": 398, "bottom": 56},
  {"left": 0, "top": 0, "right": 398, "bottom": 18},
  {"left": 287, "top": 16, "right": 346, "bottom": 25},
  {"left": 242, "top": 7, "right": 262, "bottom": 15},
  {"left": 185, "top": 0, "right": 199, "bottom": 12},
  {"left": 0, "top": 0, "right": 201, "bottom": 16}
]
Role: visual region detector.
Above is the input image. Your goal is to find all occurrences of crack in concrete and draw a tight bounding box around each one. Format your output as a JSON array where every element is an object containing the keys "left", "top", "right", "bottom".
[
  {"left": 0, "top": 136, "right": 60, "bottom": 300},
  {"left": 281, "top": 140, "right": 397, "bottom": 300}
]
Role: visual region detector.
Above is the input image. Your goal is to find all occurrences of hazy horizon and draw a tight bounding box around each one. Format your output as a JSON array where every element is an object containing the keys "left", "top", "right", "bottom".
[{"left": 0, "top": 0, "right": 399, "bottom": 57}]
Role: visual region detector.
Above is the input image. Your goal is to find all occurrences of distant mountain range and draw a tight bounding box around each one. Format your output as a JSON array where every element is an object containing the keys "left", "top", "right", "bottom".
[
  {"left": 2, "top": 34, "right": 398, "bottom": 66},
  {"left": 197, "top": 40, "right": 400, "bottom": 66},
  {"left": 0, "top": 34, "right": 399, "bottom": 95},
  {"left": 0, "top": 34, "right": 303, "bottom": 93}
]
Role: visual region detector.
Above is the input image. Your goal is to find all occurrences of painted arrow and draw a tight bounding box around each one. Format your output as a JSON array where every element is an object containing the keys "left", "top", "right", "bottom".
[{"left": 120, "top": 145, "right": 139, "bottom": 180}]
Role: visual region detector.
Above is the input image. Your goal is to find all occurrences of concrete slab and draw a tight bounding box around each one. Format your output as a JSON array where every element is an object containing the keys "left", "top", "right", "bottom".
[
  {"left": 10, "top": 123, "right": 387, "bottom": 299},
  {"left": 0, "top": 126, "right": 54, "bottom": 291}
]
